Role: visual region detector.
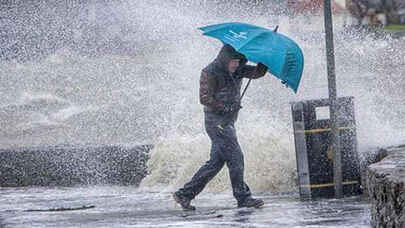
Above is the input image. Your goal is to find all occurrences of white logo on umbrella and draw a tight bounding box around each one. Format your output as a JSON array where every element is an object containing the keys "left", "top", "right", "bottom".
[{"left": 229, "top": 30, "right": 248, "bottom": 40}]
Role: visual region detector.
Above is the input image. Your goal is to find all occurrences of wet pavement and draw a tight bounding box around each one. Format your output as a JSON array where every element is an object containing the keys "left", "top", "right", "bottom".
[{"left": 0, "top": 186, "right": 371, "bottom": 228}]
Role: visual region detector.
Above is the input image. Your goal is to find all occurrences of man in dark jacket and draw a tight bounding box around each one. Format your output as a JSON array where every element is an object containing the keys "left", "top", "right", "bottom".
[{"left": 173, "top": 44, "right": 268, "bottom": 210}]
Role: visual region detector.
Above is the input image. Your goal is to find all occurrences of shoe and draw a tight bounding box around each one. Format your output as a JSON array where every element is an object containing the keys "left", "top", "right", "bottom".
[
  {"left": 173, "top": 192, "right": 196, "bottom": 211},
  {"left": 237, "top": 197, "right": 264, "bottom": 208}
]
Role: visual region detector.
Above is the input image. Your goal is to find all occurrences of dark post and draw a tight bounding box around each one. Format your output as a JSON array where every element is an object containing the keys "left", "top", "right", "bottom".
[{"left": 323, "top": 0, "right": 342, "bottom": 198}]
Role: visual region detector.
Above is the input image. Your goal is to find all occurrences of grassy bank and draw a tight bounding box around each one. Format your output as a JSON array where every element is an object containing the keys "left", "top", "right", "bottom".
[{"left": 384, "top": 24, "right": 405, "bottom": 31}]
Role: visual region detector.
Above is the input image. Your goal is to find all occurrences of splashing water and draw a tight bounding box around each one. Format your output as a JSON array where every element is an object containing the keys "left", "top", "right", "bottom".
[{"left": 1, "top": 1, "right": 404, "bottom": 194}]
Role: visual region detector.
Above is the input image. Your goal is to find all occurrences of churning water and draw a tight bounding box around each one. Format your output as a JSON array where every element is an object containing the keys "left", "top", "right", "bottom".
[{"left": 1, "top": 0, "right": 404, "bottom": 200}]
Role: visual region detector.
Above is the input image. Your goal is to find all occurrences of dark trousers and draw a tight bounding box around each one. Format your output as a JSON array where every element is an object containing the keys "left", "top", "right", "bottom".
[{"left": 176, "top": 111, "right": 251, "bottom": 203}]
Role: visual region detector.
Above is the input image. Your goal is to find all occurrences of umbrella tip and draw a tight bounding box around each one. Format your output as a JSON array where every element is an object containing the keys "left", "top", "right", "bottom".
[{"left": 274, "top": 25, "right": 279, "bottom": 33}]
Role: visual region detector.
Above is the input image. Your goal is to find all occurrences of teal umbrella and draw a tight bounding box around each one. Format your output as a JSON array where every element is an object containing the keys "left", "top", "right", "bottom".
[{"left": 199, "top": 22, "right": 304, "bottom": 93}]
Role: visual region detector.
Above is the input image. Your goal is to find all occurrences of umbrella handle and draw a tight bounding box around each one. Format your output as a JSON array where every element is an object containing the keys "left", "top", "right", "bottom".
[{"left": 240, "top": 78, "right": 252, "bottom": 102}]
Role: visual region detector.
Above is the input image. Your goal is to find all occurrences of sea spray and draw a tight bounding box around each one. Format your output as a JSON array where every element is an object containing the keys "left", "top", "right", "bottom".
[{"left": 0, "top": 1, "right": 404, "bottom": 192}]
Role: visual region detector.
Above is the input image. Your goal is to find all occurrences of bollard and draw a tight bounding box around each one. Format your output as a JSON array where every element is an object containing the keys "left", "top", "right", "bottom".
[{"left": 291, "top": 97, "right": 361, "bottom": 199}]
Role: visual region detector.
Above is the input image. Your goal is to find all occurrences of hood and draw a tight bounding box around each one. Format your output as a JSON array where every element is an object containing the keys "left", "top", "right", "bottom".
[
  {"left": 203, "top": 44, "right": 248, "bottom": 78},
  {"left": 215, "top": 44, "right": 247, "bottom": 70}
]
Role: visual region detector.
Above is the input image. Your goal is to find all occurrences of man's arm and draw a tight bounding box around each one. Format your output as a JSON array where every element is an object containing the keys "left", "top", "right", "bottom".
[
  {"left": 237, "top": 63, "right": 268, "bottom": 79},
  {"left": 200, "top": 71, "right": 224, "bottom": 111}
]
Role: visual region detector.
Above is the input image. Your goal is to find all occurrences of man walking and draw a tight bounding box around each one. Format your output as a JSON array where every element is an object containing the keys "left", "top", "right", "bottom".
[{"left": 173, "top": 44, "right": 268, "bottom": 210}]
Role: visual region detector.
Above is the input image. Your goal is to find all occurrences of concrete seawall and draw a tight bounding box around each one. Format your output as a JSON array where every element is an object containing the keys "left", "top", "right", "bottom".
[
  {"left": 367, "top": 145, "right": 405, "bottom": 227},
  {"left": 0, "top": 144, "right": 152, "bottom": 187}
]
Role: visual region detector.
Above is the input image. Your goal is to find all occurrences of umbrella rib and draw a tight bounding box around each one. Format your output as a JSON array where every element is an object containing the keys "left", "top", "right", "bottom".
[{"left": 236, "top": 30, "right": 269, "bottom": 55}]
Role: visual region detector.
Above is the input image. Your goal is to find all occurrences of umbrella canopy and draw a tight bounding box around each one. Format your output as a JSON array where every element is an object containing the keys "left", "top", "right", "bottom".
[{"left": 199, "top": 22, "right": 304, "bottom": 93}]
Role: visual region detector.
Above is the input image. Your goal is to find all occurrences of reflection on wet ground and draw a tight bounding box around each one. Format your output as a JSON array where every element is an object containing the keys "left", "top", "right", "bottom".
[{"left": 0, "top": 186, "right": 370, "bottom": 228}]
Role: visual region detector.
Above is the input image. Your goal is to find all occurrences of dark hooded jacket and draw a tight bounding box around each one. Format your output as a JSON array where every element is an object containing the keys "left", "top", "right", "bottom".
[{"left": 200, "top": 44, "right": 267, "bottom": 114}]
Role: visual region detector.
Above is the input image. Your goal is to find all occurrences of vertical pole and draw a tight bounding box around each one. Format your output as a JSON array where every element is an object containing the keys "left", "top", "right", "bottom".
[{"left": 323, "top": 0, "right": 343, "bottom": 198}]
